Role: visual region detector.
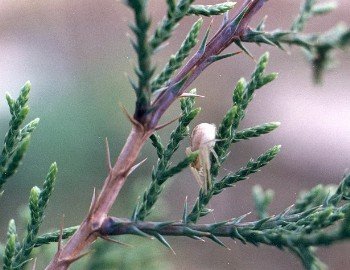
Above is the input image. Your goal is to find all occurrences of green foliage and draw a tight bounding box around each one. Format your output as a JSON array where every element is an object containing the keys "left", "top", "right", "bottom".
[
  {"left": 0, "top": 82, "right": 39, "bottom": 191},
  {"left": 126, "top": 0, "right": 154, "bottom": 117},
  {"left": 187, "top": 2, "right": 236, "bottom": 16},
  {"left": 150, "top": 0, "right": 195, "bottom": 51},
  {"left": 0, "top": 83, "right": 59, "bottom": 269},
  {"left": 3, "top": 220, "right": 17, "bottom": 270},
  {"left": 9, "top": 163, "right": 57, "bottom": 269},
  {"left": 151, "top": 18, "right": 203, "bottom": 92},
  {"left": 232, "top": 122, "right": 280, "bottom": 143}
]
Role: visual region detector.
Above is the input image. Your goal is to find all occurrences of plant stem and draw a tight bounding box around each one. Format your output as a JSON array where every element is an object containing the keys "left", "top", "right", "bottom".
[{"left": 45, "top": 126, "right": 153, "bottom": 269}]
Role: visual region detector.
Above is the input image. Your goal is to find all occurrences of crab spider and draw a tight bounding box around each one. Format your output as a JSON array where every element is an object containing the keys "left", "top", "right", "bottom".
[{"left": 186, "top": 123, "right": 218, "bottom": 193}]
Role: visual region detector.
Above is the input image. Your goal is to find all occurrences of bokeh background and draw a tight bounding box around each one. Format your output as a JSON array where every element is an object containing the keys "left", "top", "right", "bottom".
[{"left": 0, "top": 0, "right": 349, "bottom": 269}]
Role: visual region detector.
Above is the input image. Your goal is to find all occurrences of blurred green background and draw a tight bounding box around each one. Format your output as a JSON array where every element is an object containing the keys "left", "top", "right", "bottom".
[{"left": 0, "top": 0, "right": 350, "bottom": 269}]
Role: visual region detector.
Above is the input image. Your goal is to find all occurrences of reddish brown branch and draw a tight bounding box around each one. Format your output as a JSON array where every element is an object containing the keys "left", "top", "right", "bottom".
[{"left": 45, "top": 126, "right": 153, "bottom": 269}]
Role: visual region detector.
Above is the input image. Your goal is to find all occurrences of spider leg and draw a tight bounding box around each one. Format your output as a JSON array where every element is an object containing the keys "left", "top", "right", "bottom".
[
  {"left": 190, "top": 166, "right": 204, "bottom": 188},
  {"left": 186, "top": 147, "right": 204, "bottom": 188},
  {"left": 200, "top": 146, "right": 212, "bottom": 193}
]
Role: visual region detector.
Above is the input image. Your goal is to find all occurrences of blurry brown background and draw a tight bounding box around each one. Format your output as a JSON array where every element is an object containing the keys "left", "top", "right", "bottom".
[{"left": 0, "top": 0, "right": 349, "bottom": 269}]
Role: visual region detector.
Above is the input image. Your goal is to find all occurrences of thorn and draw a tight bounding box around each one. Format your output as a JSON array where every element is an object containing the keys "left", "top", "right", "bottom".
[
  {"left": 153, "top": 42, "right": 169, "bottom": 54},
  {"left": 199, "top": 20, "right": 213, "bottom": 53},
  {"left": 31, "top": 258, "right": 37, "bottom": 270},
  {"left": 188, "top": 235, "right": 206, "bottom": 242},
  {"left": 155, "top": 116, "right": 181, "bottom": 131},
  {"left": 152, "top": 86, "right": 167, "bottom": 97},
  {"left": 88, "top": 188, "right": 97, "bottom": 218},
  {"left": 234, "top": 40, "right": 256, "bottom": 62},
  {"left": 275, "top": 41, "right": 289, "bottom": 53},
  {"left": 182, "top": 196, "right": 188, "bottom": 224},
  {"left": 100, "top": 235, "right": 134, "bottom": 247},
  {"left": 231, "top": 227, "right": 247, "bottom": 244},
  {"left": 58, "top": 214, "right": 65, "bottom": 253},
  {"left": 209, "top": 51, "right": 242, "bottom": 63},
  {"left": 210, "top": 220, "right": 229, "bottom": 230},
  {"left": 156, "top": 221, "right": 176, "bottom": 229},
  {"left": 125, "top": 73, "right": 138, "bottom": 91},
  {"left": 130, "top": 225, "right": 154, "bottom": 239},
  {"left": 154, "top": 233, "right": 176, "bottom": 254},
  {"left": 62, "top": 250, "right": 93, "bottom": 264},
  {"left": 131, "top": 199, "right": 140, "bottom": 221},
  {"left": 229, "top": 2, "right": 251, "bottom": 36},
  {"left": 153, "top": 67, "right": 195, "bottom": 105},
  {"left": 183, "top": 227, "right": 211, "bottom": 237},
  {"left": 253, "top": 216, "right": 271, "bottom": 229},
  {"left": 105, "top": 138, "right": 112, "bottom": 171},
  {"left": 281, "top": 204, "right": 295, "bottom": 217},
  {"left": 231, "top": 212, "right": 251, "bottom": 224},
  {"left": 208, "top": 235, "right": 231, "bottom": 250},
  {"left": 118, "top": 102, "right": 144, "bottom": 130},
  {"left": 256, "top": 15, "right": 268, "bottom": 31},
  {"left": 127, "top": 158, "right": 147, "bottom": 177},
  {"left": 259, "top": 35, "right": 278, "bottom": 47},
  {"left": 179, "top": 93, "right": 205, "bottom": 98}
]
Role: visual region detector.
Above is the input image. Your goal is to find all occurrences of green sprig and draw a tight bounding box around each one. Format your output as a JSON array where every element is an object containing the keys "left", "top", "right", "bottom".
[
  {"left": 232, "top": 122, "right": 280, "bottom": 143},
  {"left": 3, "top": 220, "right": 17, "bottom": 270},
  {"left": 216, "top": 145, "right": 281, "bottom": 192},
  {"left": 292, "top": 0, "right": 317, "bottom": 32},
  {"left": 12, "top": 163, "right": 58, "bottom": 269},
  {"left": 187, "top": 2, "right": 236, "bottom": 17},
  {"left": 34, "top": 226, "right": 79, "bottom": 247},
  {"left": 149, "top": 0, "right": 195, "bottom": 51},
  {"left": 151, "top": 18, "right": 203, "bottom": 92},
  {"left": 210, "top": 106, "right": 238, "bottom": 177},
  {"left": 126, "top": 0, "right": 154, "bottom": 119},
  {"left": 0, "top": 82, "right": 39, "bottom": 191}
]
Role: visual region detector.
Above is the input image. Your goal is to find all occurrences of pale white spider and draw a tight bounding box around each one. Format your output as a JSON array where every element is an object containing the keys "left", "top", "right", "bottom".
[{"left": 186, "top": 123, "right": 217, "bottom": 193}]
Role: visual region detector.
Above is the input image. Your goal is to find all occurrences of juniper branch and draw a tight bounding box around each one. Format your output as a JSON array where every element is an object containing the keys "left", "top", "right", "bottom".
[
  {"left": 100, "top": 187, "right": 350, "bottom": 250},
  {"left": 43, "top": 1, "right": 350, "bottom": 268},
  {"left": 101, "top": 173, "right": 350, "bottom": 254}
]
